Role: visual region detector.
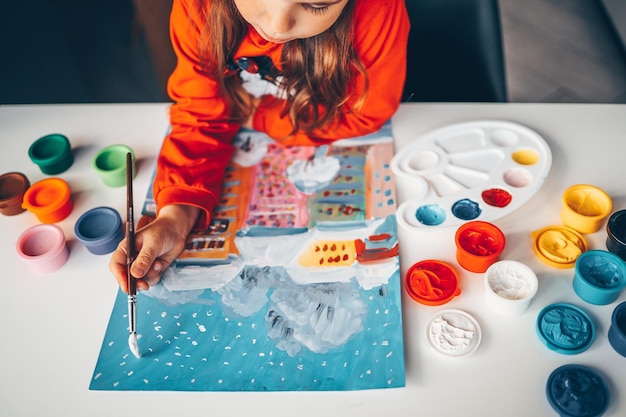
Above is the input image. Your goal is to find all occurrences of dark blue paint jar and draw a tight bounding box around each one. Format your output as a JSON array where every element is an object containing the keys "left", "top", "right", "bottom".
[
  {"left": 74, "top": 206, "right": 124, "bottom": 255},
  {"left": 546, "top": 364, "right": 610, "bottom": 417}
]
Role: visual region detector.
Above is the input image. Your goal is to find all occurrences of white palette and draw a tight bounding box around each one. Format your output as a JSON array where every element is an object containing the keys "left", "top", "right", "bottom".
[{"left": 392, "top": 120, "right": 552, "bottom": 230}]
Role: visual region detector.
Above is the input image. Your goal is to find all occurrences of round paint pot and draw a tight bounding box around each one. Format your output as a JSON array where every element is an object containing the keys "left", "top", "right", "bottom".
[
  {"left": 28, "top": 133, "right": 73, "bottom": 175},
  {"left": 405, "top": 260, "right": 460, "bottom": 306},
  {"left": 455, "top": 220, "right": 505, "bottom": 273},
  {"left": 0, "top": 172, "right": 30, "bottom": 216},
  {"left": 546, "top": 364, "right": 610, "bottom": 417},
  {"left": 92, "top": 144, "right": 135, "bottom": 188},
  {"left": 74, "top": 206, "right": 124, "bottom": 255},
  {"left": 573, "top": 250, "right": 626, "bottom": 305},
  {"left": 561, "top": 184, "right": 612, "bottom": 234},
  {"left": 22, "top": 177, "right": 72, "bottom": 223},
  {"left": 605, "top": 209, "right": 626, "bottom": 261},
  {"left": 426, "top": 309, "right": 481, "bottom": 357},
  {"left": 483, "top": 260, "right": 538, "bottom": 315},
  {"left": 608, "top": 301, "right": 626, "bottom": 357},
  {"left": 16, "top": 224, "right": 69, "bottom": 273},
  {"left": 536, "top": 303, "right": 595, "bottom": 355},
  {"left": 531, "top": 225, "right": 587, "bottom": 269}
]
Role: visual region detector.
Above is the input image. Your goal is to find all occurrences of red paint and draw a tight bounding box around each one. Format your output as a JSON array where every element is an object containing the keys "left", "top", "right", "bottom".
[
  {"left": 482, "top": 188, "right": 512, "bottom": 208},
  {"left": 405, "top": 260, "right": 460, "bottom": 306}
]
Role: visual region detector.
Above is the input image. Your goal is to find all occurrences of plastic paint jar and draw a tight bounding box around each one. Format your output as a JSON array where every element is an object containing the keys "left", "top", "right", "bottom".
[
  {"left": 405, "top": 260, "right": 460, "bottom": 306},
  {"left": 546, "top": 364, "right": 610, "bottom": 417},
  {"left": 608, "top": 301, "right": 626, "bottom": 357},
  {"left": 74, "top": 206, "right": 124, "bottom": 255},
  {"left": 22, "top": 177, "right": 72, "bottom": 223},
  {"left": 531, "top": 225, "right": 587, "bottom": 269},
  {"left": 484, "top": 260, "right": 538, "bottom": 315},
  {"left": 0, "top": 172, "right": 30, "bottom": 216},
  {"left": 573, "top": 250, "right": 626, "bottom": 305},
  {"left": 28, "top": 133, "right": 73, "bottom": 175},
  {"left": 605, "top": 209, "right": 626, "bottom": 261},
  {"left": 455, "top": 220, "right": 505, "bottom": 273},
  {"left": 92, "top": 145, "right": 136, "bottom": 187},
  {"left": 16, "top": 224, "right": 69, "bottom": 273},
  {"left": 426, "top": 309, "right": 481, "bottom": 357},
  {"left": 560, "top": 184, "right": 612, "bottom": 234},
  {"left": 536, "top": 303, "right": 595, "bottom": 355}
]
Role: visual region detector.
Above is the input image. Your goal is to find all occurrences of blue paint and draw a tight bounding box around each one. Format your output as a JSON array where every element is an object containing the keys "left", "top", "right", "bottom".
[
  {"left": 574, "top": 250, "right": 626, "bottom": 305},
  {"left": 415, "top": 204, "right": 446, "bottom": 226},
  {"left": 451, "top": 198, "right": 482, "bottom": 221},
  {"left": 90, "top": 267, "right": 405, "bottom": 392},
  {"left": 536, "top": 303, "right": 595, "bottom": 354},
  {"left": 546, "top": 364, "right": 610, "bottom": 417},
  {"left": 74, "top": 206, "right": 124, "bottom": 255}
]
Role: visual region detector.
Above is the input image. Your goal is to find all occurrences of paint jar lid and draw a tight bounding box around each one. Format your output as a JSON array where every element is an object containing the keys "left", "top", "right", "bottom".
[
  {"left": 546, "top": 364, "right": 610, "bottom": 417},
  {"left": 531, "top": 225, "right": 587, "bottom": 269},
  {"left": 426, "top": 309, "right": 481, "bottom": 357},
  {"left": 536, "top": 303, "right": 595, "bottom": 354},
  {"left": 405, "top": 260, "right": 460, "bottom": 306}
]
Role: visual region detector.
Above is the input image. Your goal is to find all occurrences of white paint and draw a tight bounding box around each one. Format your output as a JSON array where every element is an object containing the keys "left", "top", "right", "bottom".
[
  {"left": 484, "top": 260, "right": 538, "bottom": 315},
  {"left": 128, "top": 333, "right": 141, "bottom": 359},
  {"left": 427, "top": 309, "right": 481, "bottom": 357}
]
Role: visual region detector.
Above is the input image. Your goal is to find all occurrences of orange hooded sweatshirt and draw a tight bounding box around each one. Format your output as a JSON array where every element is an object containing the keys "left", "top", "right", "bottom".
[{"left": 156, "top": 0, "right": 409, "bottom": 229}]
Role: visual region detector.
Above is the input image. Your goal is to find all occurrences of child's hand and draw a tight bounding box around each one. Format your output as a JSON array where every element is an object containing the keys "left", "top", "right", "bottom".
[{"left": 109, "top": 205, "right": 200, "bottom": 293}]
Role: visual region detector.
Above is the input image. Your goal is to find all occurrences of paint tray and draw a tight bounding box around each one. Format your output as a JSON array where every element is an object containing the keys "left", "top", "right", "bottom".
[{"left": 392, "top": 120, "right": 552, "bottom": 230}]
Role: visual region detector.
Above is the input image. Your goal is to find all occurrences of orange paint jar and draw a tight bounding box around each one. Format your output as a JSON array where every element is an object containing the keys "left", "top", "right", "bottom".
[
  {"left": 22, "top": 177, "right": 72, "bottom": 223},
  {"left": 455, "top": 221, "right": 505, "bottom": 273}
]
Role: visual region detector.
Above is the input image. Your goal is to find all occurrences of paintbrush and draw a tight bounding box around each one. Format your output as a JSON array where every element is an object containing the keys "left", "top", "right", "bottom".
[{"left": 125, "top": 152, "right": 141, "bottom": 358}]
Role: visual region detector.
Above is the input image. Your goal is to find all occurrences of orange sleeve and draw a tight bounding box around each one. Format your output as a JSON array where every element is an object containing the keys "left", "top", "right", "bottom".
[
  {"left": 154, "top": 0, "right": 239, "bottom": 229},
  {"left": 251, "top": 0, "right": 409, "bottom": 145}
]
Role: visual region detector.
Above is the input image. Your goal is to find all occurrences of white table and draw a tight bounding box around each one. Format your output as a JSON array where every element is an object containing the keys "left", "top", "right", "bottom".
[{"left": 0, "top": 103, "right": 624, "bottom": 417}]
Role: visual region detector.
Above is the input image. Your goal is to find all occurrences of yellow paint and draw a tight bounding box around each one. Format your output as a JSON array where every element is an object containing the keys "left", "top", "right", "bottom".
[
  {"left": 535, "top": 228, "right": 586, "bottom": 266},
  {"left": 564, "top": 188, "right": 611, "bottom": 216},
  {"left": 299, "top": 240, "right": 356, "bottom": 267},
  {"left": 512, "top": 149, "right": 539, "bottom": 165}
]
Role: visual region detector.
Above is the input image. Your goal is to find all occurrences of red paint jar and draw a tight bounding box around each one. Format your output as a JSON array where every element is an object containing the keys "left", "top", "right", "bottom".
[
  {"left": 405, "top": 260, "right": 460, "bottom": 306},
  {"left": 455, "top": 221, "right": 506, "bottom": 273}
]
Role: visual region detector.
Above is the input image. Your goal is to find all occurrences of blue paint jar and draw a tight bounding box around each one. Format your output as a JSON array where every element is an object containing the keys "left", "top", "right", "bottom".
[
  {"left": 536, "top": 303, "right": 595, "bottom": 355},
  {"left": 608, "top": 301, "right": 626, "bottom": 357},
  {"left": 74, "top": 206, "right": 124, "bottom": 255},
  {"left": 573, "top": 250, "right": 626, "bottom": 305},
  {"left": 546, "top": 364, "right": 610, "bottom": 417}
]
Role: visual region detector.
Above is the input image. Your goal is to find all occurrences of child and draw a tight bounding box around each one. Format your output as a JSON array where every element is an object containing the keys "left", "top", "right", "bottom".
[{"left": 110, "top": 0, "right": 409, "bottom": 292}]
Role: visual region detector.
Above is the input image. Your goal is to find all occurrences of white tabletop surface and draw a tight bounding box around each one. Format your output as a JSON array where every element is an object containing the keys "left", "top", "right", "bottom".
[{"left": 0, "top": 102, "right": 624, "bottom": 417}]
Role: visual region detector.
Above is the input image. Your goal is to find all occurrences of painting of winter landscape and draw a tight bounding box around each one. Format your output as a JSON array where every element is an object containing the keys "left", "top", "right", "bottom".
[{"left": 90, "top": 123, "right": 405, "bottom": 391}]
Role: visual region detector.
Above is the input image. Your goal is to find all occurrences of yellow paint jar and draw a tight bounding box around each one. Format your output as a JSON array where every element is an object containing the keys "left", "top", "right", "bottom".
[
  {"left": 531, "top": 225, "right": 588, "bottom": 269},
  {"left": 560, "top": 184, "right": 612, "bottom": 234}
]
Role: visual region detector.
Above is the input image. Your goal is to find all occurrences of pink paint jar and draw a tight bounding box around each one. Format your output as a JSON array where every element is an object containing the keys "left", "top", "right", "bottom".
[{"left": 16, "top": 224, "right": 69, "bottom": 273}]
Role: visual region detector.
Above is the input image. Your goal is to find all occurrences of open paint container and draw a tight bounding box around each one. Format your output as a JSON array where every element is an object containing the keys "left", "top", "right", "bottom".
[
  {"left": 531, "top": 225, "right": 587, "bottom": 269},
  {"left": 546, "top": 364, "right": 610, "bottom": 417},
  {"left": 426, "top": 309, "right": 481, "bottom": 357},
  {"left": 393, "top": 120, "right": 551, "bottom": 232},
  {"left": 22, "top": 177, "right": 73, "bottom": 223},
  {"left": 16, "top": 224, "right": 69, "bottom": 273},
  {"left": 536, "top": 303, "right": 595, "bottom": 355},
  {"left": 74, "top": 206, "right": 124, "bottom": 255},
  {"left": 405, "top": 260, "right": 460, "bottom": 306},
  {"left": 573, "top": 250, "right": 626, "bottom": 305},
  {"left": 28, "top": 133, "right": 73, "bottom": 175},
  {"left": 0, "top": 172, "right": 30, "bottom": 216},
  {"left": 608, "top": 301, "right": 626, "bottom": 357},
  {"left": 606, "top": 209, "right": 626, "bottom": 261},
  {"left": 484, "top": 260, "right": 538, "bottom": 315},
  {"left": 561, "top": 184, "right": 612, "bottom": 234},
  {"left": 92, "top": 144, "right": 136, "bottom": 187},
  {"left": 455, "top": 220, "right": 505, "bottom": 273}
]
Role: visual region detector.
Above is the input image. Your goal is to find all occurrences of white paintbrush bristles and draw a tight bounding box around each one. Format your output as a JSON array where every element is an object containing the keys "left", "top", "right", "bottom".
[{"left": 128, "top": 332, "right": 141, "bottom": 358}]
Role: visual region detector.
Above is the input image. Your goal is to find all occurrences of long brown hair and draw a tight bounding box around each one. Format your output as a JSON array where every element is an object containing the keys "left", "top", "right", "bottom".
[{"left": 194, "top": 0, "right": 367, "bottom": 136}]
